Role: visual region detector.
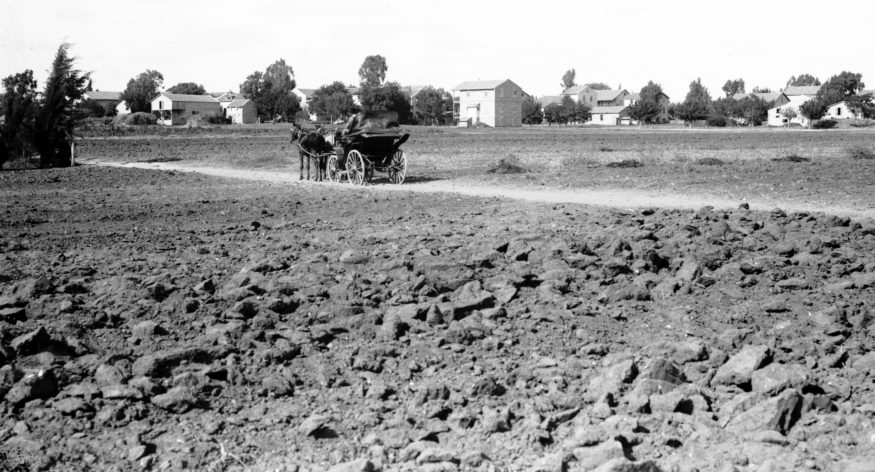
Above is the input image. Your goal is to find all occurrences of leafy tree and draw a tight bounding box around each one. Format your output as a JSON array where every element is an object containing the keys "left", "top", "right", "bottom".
[
  {"left": 79, "top": 99, "right": 106, "bottom": 118},
  {"left": 752, "top": 86, "right": 772, "bottom": 94},
  {"left": 722, "top": 78, "right": 745, "bottom": 97},
  {"left": 632, "top": 81, "right": 665, "bottom": 124},
  {"left": 712, "top": 97, "right": 737, "bottom": 118},
  {"left": 786, "top": 74, "right": 821, "bottom": 87},
  {"left": 846, "top": 93, "right": 875, "bottom": 118},
  {"left": 799, "top": 99, "right": 827, "bottom": 128},
  {"left": 543, "top": 103, "right": 563, "bottom": 126},
  {"left": 561, "top": 69, "right": 576, "bottom": 90},
  {"left": 628, "top": 100, "right": 661, "bottom": 126},
  {"left": 121, "top": 69, "right": 163, "bottom": 113},
  {"left": 735, "top": 95, "right": 769, "bottom": 126},
  {"left": 817, "top": 71, "right": 865, "bottom": 106},
  {"left": 560, "top": 95, "right": 577, "bottom": 124},
  {"left": 521, "top": 95, "right": 543, "bottom": 125},
  {"left": 574, "top": 101, "right": 592, "bottom": 123},
  {"left": 33, "top": 43, "right": 91, "bottom": 168},
  {"left": 359, "top": 81, "right": 412, "bottom": 124},
  {"left": 675, "top": 78, "right": 711, "bottom": 125},
  {"left": 782, "top": 106, "right": 797, "bottom": 126},
  {"left": 1, "top": 70, "right": 38, "bottom": 168},
  {"left": 359, "top": 55, "right": 388, "bottom": 87},
  {"left": 585, "top": 82, "right": 611, "bottom": 90},
  {"left": 309, "top": 81, "right": 358, "bottom": 122},
  {"left": 167, "top": 82, "right": 206, "bottom": 95},
  {"left": 85, "top": 79, "right": 93, "bottom": 91},
  {"left": 413, "top": 86, "right": 452, "bottom": 125},
  {"left": 239, "top": 59, "right": 300, "bottom": 121}
]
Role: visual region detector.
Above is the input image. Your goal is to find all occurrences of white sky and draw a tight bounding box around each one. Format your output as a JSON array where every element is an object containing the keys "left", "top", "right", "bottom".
[{"left": 2, "top": 0, "right": 874, "bottom": 100}]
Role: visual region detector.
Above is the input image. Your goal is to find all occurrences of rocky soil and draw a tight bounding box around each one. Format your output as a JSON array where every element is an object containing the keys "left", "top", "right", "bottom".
[{"left": 1, "top": 166, "right": 874, "bottom": 471}]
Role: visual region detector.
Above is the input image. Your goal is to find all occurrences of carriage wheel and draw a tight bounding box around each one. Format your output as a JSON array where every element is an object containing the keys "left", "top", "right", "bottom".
[
  {"left": 388, "top": 150, "right": 408, "bottom": 184},
  {"left": 326, "top": 155, "right": 340, "bottom": 183},
  {"left": 346, "top": 150, "right": 365, "bottom": 186}
]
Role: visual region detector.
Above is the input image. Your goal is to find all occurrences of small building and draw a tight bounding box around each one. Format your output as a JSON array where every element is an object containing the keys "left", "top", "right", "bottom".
[
  {"left": 537, "top": 95, "right": 563, "bottom": 114},
  {"left": 562, "top": 87, "right": 630, "bottom": 108},
  {"left": 771, "top": 85, "right": 822, "bottom": 126},
  {"left": 150, "top": 93, "right": 222, "bottom": 125},
  {"left": 824, "top": 101, "right": 863, "bottom": 120},
  {"left": 214, "top": 91, "right": 244, "bottom": 110},
  {"left": 589, "top": 106, "right": 631, "bottom": 125},
  {"left": 226, "top": 98, "right": 257, "bottom": 124},
  {"left": 451, "top": 79, "right": 525, "bottom": 127},
  {"left": 84, "top": 91, "right": 123, "bottom": 115},
  {"left": 623, "top": 91, "right": 672, "bottom": 123},
  {"left": 292, "top": 88, "right": 317, "bottom": 120}
]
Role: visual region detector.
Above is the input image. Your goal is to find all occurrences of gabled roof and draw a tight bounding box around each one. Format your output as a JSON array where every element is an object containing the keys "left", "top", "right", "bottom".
[
  {"left": 562, "top": 85, "right": 587, "bottom": 95},
  {"left": 782, "top": 85, "right": 821, "bottom": 96},
  {"left": 732, "top": 92, "right": 786, "bottom": 103},
  {"left": 452, "top": 79, "right": 508, "bottom": 91},
  {"left": 596, "top": 89, "right": 628, "bottom": 101},
  {"left": 215, "top": 91, "right": 242, "bottom": 102},
  {"left": 227, "top": 98, "right": 253, "bottom": 108},
  {"left": 154, "top": 93, "right": 220, "bottom": 103},
  {"left": 591, "top": 106, "right": 629, "bottom": 114},
  {"left": 538, "top": 95, "right": 563, "bottom": 107},
  {"left": 401, "top": 85, "right": 428, "bottom": 98},
  {"left": 84, "top": 91, "right": 122, "bottom": 101},
  {"left": 295, "top": 88, "right": 316, "bottom": 97}
]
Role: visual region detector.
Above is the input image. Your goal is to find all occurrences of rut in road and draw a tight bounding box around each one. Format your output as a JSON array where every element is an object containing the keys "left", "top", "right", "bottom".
[{"left": 86, "top": 159, "right": 875, "bottom": 220}]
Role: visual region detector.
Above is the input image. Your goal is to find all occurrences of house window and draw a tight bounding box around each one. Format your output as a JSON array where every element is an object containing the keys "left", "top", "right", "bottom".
[
  {"left": 600, "top": 114, "right": 604, "bottom": 121},
  {"left": 484, "top": 91, "right": 487, "bottom": 97},
  {"left": 159, "top": 102, "right": 163, "bottom": 110},
  {"left": 837, "top": 107, "right": 841, "bottom": 116},
  {"left": 466, "top": 92, "right": 470, "bottom": 97}
]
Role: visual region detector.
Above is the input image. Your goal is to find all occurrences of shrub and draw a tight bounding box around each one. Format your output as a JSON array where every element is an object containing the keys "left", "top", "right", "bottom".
[
  {"left": 846, "top": 145, "right": 875, "bottom": 160},
  {"left": 848, "top": 118, "right": 875, "bottom": 128},
  {"left": 598, "top": 146, "right": 614, "bottom": 152},
  {"left": 812, "top": 119, "right": 837, "bottom": 129},
  {"left": 706, "top": 114, "right": 728, "bottom": 127},
  {"left": 113, "top": 112, "right": 156, "bottom": 126},
  {"left": 206, "top": 115, "right": 230, "bottom": 125},
  {"left": 606, "top": 159, "right": 643, "bottom": 168},
  {"left": 772, "top": 154, "right": 810, "bottom": 163},
  {"left": 487, "top": 155, "right": 527, "bottom": 174},
  {"left": 696, "top": 157, "right": 724, "bottom": 166}
]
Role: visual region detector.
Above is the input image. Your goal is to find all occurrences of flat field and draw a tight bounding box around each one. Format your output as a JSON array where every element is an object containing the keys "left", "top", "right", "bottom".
[{"left": 76, "top": 125, "right": 875, "bottom": 212}]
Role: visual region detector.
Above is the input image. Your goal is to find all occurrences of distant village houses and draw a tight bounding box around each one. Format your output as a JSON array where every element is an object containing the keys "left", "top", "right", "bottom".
[
  {"left": 150, "top": 93, "right": 222, "bottom": 125},
  {"left": 83, "top": 91, "right": 129, "bottom": 116}
]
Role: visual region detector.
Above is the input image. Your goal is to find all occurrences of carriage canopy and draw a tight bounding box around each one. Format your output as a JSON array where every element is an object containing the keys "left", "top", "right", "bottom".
[{"left": 343, "top": 111, "right": 402, "bottom": 137}]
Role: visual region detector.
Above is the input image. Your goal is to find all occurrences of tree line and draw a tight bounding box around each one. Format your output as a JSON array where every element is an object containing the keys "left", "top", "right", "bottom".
[{"left": 671, "top": 72, "right": 873, "bottom": 127}]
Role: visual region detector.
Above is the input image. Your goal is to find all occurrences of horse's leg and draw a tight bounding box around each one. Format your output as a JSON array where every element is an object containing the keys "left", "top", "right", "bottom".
[
  {"left": 306, "top": 153, "right": 311, "bottom": 180},
  {"left": 299, "top": 150, "right": 304, "bottom": 180}
]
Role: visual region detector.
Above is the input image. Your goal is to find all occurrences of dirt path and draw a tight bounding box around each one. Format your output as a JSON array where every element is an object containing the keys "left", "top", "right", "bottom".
[{"left": 85, "top": 159, "right": 875, "bottom": 219}]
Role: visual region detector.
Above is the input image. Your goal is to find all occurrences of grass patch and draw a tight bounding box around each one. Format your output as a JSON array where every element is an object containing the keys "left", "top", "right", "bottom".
[
  {"left": 772, "top": 154, "right": 810, "bottom": 163},
  {"left": 598, "top": 146, "right": 614, "bottom": 152},
  {"left": 696, "top": 157, "right": 725, "bottom": 166},
  {"left": 848, "top": 119, "right": 875, "bottom": 128},
  {"left": 846, "top": 145, "right": 875, "bottom": 160},
  {"left": 487, "top": 155, "right": 527, "bottom": 174},
  {"left": 606, "top": 159, "right": 643, "bottom": 168}
]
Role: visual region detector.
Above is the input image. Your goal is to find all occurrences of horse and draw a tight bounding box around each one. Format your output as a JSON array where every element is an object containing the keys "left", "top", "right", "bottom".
[{"left": 291, "top": 123, "right": 334, "bottom": 181}]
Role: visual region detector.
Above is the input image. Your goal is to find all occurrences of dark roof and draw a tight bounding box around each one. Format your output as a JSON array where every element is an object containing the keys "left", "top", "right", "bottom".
[{"left": 596, "top": 89, "right": 627, "bottom": 101}]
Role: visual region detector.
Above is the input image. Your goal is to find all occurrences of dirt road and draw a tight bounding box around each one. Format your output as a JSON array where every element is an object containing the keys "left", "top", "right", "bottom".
[{"left": 87, "top": 159, "right": 875, "bottom": 220}]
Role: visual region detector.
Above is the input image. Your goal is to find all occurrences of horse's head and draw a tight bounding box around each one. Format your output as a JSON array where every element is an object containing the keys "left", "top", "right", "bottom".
[{"left": 290, "top": 123, "right": 303, "bottom": 143}]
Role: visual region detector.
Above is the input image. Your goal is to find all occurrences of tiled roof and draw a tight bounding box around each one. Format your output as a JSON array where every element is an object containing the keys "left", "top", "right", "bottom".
[
  {"left": 85, "top": 91, "right": 121, "bottom": 101},
  {"left": 296, "top": 88, "right": 316, "bottom": 97},
  {"left": 216, "top": 91, "right": 242, "bottom": 102},
  {"left": 227, "top": 98, "right": 252, "bottom": 108},
  {"left": 782, "top": 85, "right": 821, "bottom": 96},
  {"left": 591, "top": 106, "right": 628, "bottom": 114},
  {"left": 562, "top": 85, "right": 587, "bottom": 95},
  {"left": 596, "top": 89, "right": 626, "bottom": 101},
  {"left": 538, "top": 95, "right": 563, "bottom": 106},
  {"left": 156, "top": 93, "right": 220, "bottom": 103},
  {"left": 452, "top": 80, "right": 507, "bottom": 91}
]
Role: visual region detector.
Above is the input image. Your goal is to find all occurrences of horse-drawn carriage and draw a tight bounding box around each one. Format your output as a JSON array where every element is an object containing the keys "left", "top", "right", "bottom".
[
  {"left": 328, "top": 111, "right": 409, "bottom": 185},
  {"left": 291, "top": 111, "right": 409, "bottom": 185}
]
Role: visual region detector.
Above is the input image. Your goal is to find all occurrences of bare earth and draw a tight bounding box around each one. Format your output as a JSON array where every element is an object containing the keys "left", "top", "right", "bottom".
[{"left": 1, "top": 128, "right": 874, "bottom": 472}]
